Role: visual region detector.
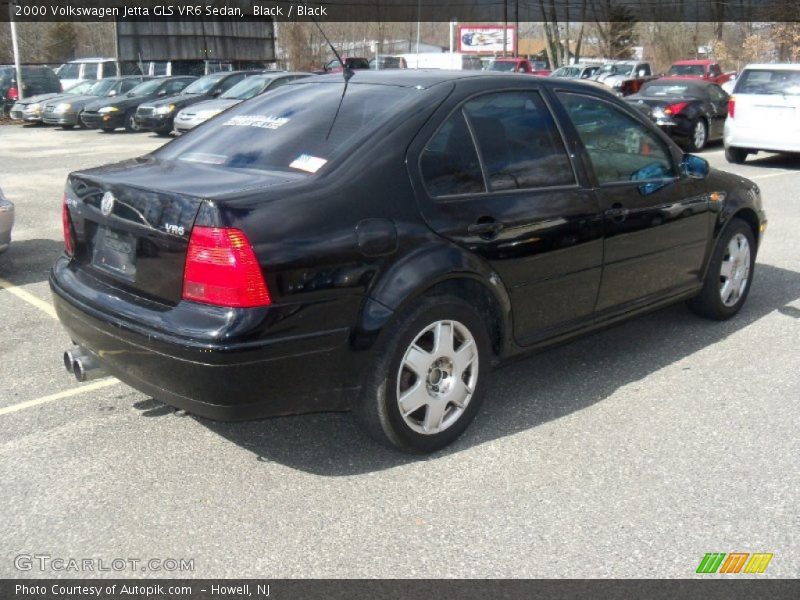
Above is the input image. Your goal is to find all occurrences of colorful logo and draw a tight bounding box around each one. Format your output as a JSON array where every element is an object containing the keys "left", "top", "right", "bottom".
[{"left": 696, "top": 552, "right": 773, "bottom": 574}]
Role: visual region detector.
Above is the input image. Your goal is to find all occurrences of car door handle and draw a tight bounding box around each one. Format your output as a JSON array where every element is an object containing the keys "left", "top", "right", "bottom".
[{"left": 468, "top": 221, "right": 504, "bottom": 236}]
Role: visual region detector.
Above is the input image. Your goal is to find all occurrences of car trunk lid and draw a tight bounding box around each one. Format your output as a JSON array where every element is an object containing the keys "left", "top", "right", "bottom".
[{"left": 65, "top": 158, "right": 297, "bottom": 305}]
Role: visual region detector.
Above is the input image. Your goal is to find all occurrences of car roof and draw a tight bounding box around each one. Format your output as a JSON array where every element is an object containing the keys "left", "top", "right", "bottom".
[
  {"left": 294, "top": 69, "right": 620, "bottom": 96},
  {"left": 64, "top": 58, "right": 116, "bottom": 64},
  {"left": 741, "top": 63, "right": 800, "bottom": 71},
  {"left": 673, "top": 59, "right": 714, "bottom": 65}
]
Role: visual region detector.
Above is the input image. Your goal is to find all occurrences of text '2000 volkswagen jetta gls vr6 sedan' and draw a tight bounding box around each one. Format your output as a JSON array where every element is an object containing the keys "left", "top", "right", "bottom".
[{"left": 52, "top": 71, "right": 766, "bottom": 453}]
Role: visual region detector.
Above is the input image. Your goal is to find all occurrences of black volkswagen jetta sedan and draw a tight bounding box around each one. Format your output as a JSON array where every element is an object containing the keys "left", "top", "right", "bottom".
[{"left": 52, "top": 71, "right": 766, "bottom": 453}]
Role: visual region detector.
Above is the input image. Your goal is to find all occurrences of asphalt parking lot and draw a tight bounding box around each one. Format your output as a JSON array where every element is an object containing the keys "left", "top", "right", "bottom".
[{"left": 0, "top": 124, "right": 798, "bottom": 579}]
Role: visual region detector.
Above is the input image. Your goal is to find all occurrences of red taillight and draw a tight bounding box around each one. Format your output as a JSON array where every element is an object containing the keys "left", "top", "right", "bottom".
[
  {"left": 7, "top": 86, "right": 18, "bottom": 101},
  {"left": 62, "top": 194, "right": 74, "bottom": 256},
  {"left": 664, "top": 102, "right": 689, "bottom": 115},
  {"left": 728, "top": 96, "right": 736, "bottom": 118},
  {"left": 182, "top": 227, "right": 271, "bottom": 308}
]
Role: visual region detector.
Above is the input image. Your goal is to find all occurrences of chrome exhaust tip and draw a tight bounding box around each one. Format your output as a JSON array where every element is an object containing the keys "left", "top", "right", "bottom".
[
  {"left": 63, "top": 347, "right": 88, "bottom": 374},
  {"left": 73, "top": 354, "right": 105, "bottom": 382}
]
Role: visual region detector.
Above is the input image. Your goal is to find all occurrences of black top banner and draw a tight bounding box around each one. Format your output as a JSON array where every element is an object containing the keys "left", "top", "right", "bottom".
[{"left": 2, "top": 0, "right": 800, "bottom": 23}]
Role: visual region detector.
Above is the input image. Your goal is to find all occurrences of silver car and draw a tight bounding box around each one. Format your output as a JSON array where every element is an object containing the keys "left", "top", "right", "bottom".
[
  {"left": 9, "top": 80, "right": 95, "bottom": 123},
  {"left": 173, "top": 72, "right": 311, "bottom": 133},
  {"left": 0, "top": 187, "right": 14, "bottom": 254}
]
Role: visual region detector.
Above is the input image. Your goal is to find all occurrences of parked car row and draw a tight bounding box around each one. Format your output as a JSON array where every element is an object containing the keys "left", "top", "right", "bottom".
[{"left": 8, "top": 70, "right": 315, "bottom": 136}]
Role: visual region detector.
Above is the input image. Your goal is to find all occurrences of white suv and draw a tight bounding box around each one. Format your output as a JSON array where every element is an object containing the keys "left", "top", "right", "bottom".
[
  {"left": 724, "top": 63, "right": 800, "bottom": 163},
  {"left": 55, "top": 58, "right": 141, "bottom": 89}
]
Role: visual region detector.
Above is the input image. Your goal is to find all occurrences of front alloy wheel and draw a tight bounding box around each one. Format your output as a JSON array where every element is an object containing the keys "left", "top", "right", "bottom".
[
  {"left": 688, "top": 218, "right": 755, "bottom": 320},
  {"left": 719, "top": 233, "right": 751, "bottom": 307}
]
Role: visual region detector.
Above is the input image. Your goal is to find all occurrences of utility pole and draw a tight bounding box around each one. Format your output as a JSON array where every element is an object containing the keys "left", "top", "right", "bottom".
[{"left": 8, "top": 1, "right": 24, "bottom": 102}]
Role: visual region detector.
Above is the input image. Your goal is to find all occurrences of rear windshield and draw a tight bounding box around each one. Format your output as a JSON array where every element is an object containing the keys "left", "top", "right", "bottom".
[
  {"left": 640, "top": 82, "right": 704, "bottom": 98},
  {"left": 668, "top": 64, "right": 706, "bottom": 76},
  {"left": 183, "top": 73, "right": 226, "bottom": 94},
  {"left": 734, "top": 68, "right": 800, "bottom": 95},
  {"left": 159, "top": 82, "right": 418, "bottom": 174},
  {"left": 489, "top": 61, "right": 516, "bottom": 72}
]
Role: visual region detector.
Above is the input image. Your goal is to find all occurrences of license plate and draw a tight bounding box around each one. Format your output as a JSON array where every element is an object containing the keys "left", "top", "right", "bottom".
[{"left": 92, "top": 227, "right": 136, "bottom": 280}]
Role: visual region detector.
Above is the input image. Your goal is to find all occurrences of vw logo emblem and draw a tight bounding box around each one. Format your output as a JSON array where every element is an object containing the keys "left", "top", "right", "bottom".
[{"left": 101, "top": 191, "right": 115, "bottom": 217}]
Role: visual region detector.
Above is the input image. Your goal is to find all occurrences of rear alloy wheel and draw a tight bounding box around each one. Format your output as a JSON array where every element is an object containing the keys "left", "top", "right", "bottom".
[
  {"left": 725, "top": 146, "right": 748, "bottom": 164},
  {"left": 125, "top": 112, "right": 139, "bottom": 133},
  {"left": 687, "top": 118, "right": 708, "bottom": 152},
  {"left": 356, "top": 295, "right": 491, "bottom": 453},
  {"left": 688, "top": 218, "right": 755, "bottom": 320}
]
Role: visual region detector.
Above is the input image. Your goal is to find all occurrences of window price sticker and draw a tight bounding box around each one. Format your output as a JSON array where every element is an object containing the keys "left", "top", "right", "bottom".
[{"left": 289, "top": 154, "right": 328, "bottom": 173}]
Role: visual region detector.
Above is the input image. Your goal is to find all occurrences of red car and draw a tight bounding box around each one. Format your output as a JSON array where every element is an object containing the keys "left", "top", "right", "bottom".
[
  {"left": 665, "top": 60, "right": 735, "bottom": 85},
  {"left": 488, "top": 58, "right": 551, "bottom": 76}
]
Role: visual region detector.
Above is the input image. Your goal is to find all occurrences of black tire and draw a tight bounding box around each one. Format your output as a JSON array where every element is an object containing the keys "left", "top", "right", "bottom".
[
  {"left": 124, "top": 112, "right": 139, "bottom": 133},
  {"left": 687, "top": 218, "right": 756, "bottom": 320},
  {"left": 725, "top": 146, "right": 748, "bottom": 164},
  {"left": 685, "top": 118, "right": 708, "bottom": 152},
  {"left": 355, "top": 294, "right": 492, "bottom": 453}
]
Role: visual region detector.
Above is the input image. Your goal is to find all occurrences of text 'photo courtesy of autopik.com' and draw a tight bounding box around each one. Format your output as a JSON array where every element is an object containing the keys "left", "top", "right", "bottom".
[{"left": 1, "top": 0, "right": 799, "bottom": 597}]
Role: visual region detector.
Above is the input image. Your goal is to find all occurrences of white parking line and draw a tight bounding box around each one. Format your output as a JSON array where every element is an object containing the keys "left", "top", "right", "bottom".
[
  {"left": 0, "top": 378, "right": 119, "bottom": 417},
  {"left": 0, "top": 277, "right": 57, "bottom": 319},
  {"left": 750, "top": 170, "right": 796, "bottom": 180}
]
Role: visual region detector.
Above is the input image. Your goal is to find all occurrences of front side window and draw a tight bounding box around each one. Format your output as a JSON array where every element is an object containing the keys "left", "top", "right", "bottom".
[
  {"left": 558, "top": 92, "right": 676, "bottom": 185},
  {"left": 463, "top": 91, "right": 574, "bottom": 191},
  {"left": 421, "top": 112, "right": 485, "bottom": 197}
]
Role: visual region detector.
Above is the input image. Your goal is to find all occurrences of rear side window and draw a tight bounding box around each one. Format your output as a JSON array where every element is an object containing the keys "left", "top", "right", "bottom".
[
  {"left": 101, "top": 62, "right": 116, "bottom": 78},
  {"left": 735, "top": 69, "right": 800, "bottom": 95},
  {"left": 421, "top": 112, "right": 485, "bottom": 197},
  {"left": 83, "top": 63, "right": 99, "bottom": 80},
  {"left": 58, "top": 63, "right": 80, "bottom": 79},
  {"left": 463, "top": 91, "right": 574, "bottom": 191}
]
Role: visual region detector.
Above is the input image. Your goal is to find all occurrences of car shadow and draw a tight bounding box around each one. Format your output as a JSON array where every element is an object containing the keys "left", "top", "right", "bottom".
[
  {"left": 745, "top": 152, "right": 800, "bottom": 170},
  {"left": 0, "top": 238, "right": 64, "bottom": 286},
  {"left": 191, "top": 263, "right": 800, "bottom": 477}
]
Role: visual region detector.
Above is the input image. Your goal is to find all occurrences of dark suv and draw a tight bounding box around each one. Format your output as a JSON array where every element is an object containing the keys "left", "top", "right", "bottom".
[
  {"left": 52, "top": 72, "right": 766, "bottom": 453},
  {"left": 1, "top": 65, "right": 62, "bottom": 115}
]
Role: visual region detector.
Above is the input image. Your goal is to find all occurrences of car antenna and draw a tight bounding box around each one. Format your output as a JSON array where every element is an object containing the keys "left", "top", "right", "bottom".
[{"left": 311, "top": 17, "right": 354, "bottom": 140}]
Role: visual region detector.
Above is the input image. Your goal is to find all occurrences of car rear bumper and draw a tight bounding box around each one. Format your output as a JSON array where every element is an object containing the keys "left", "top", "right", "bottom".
[
  {"left": 724, "top": 121, "right": 800, "bottom": 153},
  {"left": 49, "top": 257, "right": 360, "bottom": 419}
]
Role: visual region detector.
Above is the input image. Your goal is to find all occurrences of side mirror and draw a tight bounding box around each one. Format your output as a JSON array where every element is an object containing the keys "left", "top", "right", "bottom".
[
  {"left": 157, "top": 90, "right": 167, "bottom": 96},
  {"left": 211, "top": 89, "right": 222, "bottom": 96},
  {"left": 681, "top": 154, "right": 709, "bottom": 179},
  {"left": 638, "top": 69, "right": 646, "bottom": 77},
  {"left": 108, "top": 90, "right": 117, "bottom": 96}
]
